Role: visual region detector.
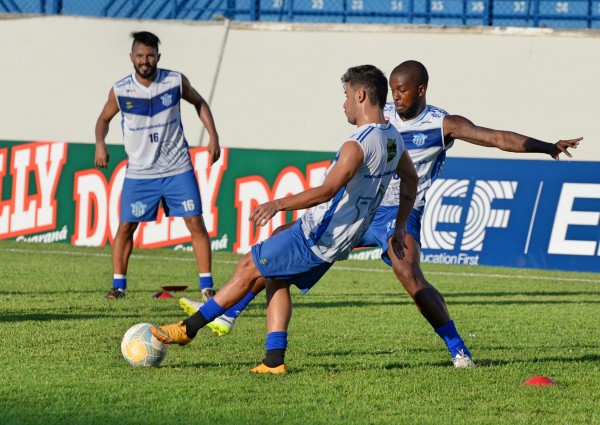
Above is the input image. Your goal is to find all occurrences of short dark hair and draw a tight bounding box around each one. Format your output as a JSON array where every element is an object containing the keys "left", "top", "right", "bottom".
[
  {"left": 131, "top": 31, "right": 160, "bottom": 51},
  {"left": 390, "top": 60, "right": 429, "bottom": 87},
  {"left": 341, "top": 65, "right": 388, "bottom": 108}
]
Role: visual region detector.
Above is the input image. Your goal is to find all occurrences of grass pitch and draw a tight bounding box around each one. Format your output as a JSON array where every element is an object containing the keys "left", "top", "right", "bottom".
[{"left": 1, "top": 240, "right": 600, "bottom": 425}]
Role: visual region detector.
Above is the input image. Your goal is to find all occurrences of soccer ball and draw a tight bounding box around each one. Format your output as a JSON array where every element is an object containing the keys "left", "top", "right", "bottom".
[{"left": 121, "top": 323, "right": 168, "bottom": 367}]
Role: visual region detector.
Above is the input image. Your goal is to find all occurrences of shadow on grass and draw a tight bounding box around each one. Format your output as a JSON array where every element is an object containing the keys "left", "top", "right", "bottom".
[{"left": 443, "top": 290, "right": 600, "bottom": 298}]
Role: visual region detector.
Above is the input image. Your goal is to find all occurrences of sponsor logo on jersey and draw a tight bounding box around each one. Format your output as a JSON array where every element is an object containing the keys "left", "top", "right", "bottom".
[
  {"left": 161, "top": 93, "right": 173, "bottom": 107},
  {"left": 125, "top": 101, "right": 134, "bottom": 110},
  {"left": 130, "top": 201, "right": 147, "bottom": 218},
  {"left": 386, "top": 138, "right": 397, "bottom": 162}
]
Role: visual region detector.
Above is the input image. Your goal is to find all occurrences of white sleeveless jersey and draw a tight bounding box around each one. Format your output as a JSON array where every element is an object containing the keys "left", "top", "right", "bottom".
[
  {"left": 300, "top": 122, "right": 404, "bottom": 262},
  {"left": 113, "top": 69, "right": 192, "bottom": 178},
  {"left": 382, "top": 103, "right": 453, "bottom": 210}
]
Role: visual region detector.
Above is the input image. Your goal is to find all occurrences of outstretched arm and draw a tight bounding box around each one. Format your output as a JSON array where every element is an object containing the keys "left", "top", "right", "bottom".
[
  {"left": 181, "top": 74, "right": 221, "bottom": 165},
  {"left": 94, "top": 88, "right": 120, "bottom": 168},
  {"left": 250, "top": 140, "right": 364, "bottom": 227},
  {"left": 444, "top": 114, "right": 582, "bottom": 160},
  {"left": 390, "top": 150, "right": 418, "bottom": 260}
]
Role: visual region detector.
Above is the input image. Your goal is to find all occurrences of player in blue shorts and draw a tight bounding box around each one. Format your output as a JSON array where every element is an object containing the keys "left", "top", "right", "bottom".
[
  {"left": 94, "top": 31, "right": 221, "bottom": 301},
  {"left": 179, "top": 60, "right": 581, "bottom": 368},
  {"left": 150, "top": 64, "right": 419, "bottom": 374}
]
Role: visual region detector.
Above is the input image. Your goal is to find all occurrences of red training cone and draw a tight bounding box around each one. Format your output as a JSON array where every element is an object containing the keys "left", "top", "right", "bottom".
[
  {"left": 152, "top": 291, "right": 174, "bottom": 299},
  {"left": 523, "top": 376, "right": 558, "bottom": 386}
]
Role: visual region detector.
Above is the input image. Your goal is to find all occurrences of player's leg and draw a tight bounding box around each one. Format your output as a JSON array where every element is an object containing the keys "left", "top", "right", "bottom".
[
  {"left": 179, "top": 277, "right": 266, "bottom": 335},
  {"left": 388, "top": 236, "right": 474, "bottom": 367},
  {"left": 178, "top": 221, "right": 295, "bottom": 334},
  {"left": 251, "top": 278, "right": 290, "bottom": 374},
  {"left": 107, "top": 221, "right": 139, "bottom": 299},
  {"left": 108, "top": 176, "right": 161, "bottom": 299},
  {"left": 163, "top": 170, "right": 215, "bottom": 301},
  {"left": 183, "top": 214, "right": 215, "bottom": 301},
  {"left": 151, "top": 252, "right": 262, "bottom": 345}
]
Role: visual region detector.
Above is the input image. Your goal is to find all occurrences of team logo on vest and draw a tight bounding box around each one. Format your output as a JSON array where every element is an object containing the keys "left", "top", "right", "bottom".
[
  {"left": 412, "top": 133, "right": 427, "bottom": 147},
  {"left": 130, "top": 201, "right": 147, "bottom": 218},
  {"left": 386, "top": 138, "right": 397, "bottom": 162},
  {"left": 125, "top": 101, "right": 134, "bottom": 110},
  {"left": 161, "top": 93, "right": 173, "bottom": 107}
]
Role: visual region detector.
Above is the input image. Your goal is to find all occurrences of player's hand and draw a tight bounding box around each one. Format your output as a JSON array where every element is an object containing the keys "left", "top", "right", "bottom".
[
  {"left": 250, "top": 201, "right": 279, "bottom": 227},
  {"left": 390, "top": 225, "right": 408, "bottom": 260},
  {"left": 550, "top": 137, "right": 582, "bottom": 160},
  {"left": 207, "top": 137, "right": 221, "bottom": 166},
  {"left": 94, "top": 144, "right": 109, "bottom": 168}
]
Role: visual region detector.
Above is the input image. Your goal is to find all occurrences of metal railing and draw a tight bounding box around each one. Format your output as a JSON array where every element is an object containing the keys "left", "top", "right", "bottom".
[{"left": 2, "top": 0, "right": 599, "bottom": 28}]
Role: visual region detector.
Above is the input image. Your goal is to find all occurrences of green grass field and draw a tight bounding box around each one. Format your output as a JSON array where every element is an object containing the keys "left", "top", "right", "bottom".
[{"left": 1, "top": 240, "right": 600, "bottom": 425}]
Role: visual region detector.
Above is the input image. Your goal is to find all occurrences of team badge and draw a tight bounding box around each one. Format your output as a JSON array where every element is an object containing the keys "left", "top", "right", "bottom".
[
  {"left": 412, "top": 133, "right": 427, "bottom": 147},
  {"left": 161, "top": 93, "right": 173, "bottom": 107},
  {"left": 130, "top": 201, "right": 147, "bottom": 218},
  {"left": 386, "top": 138, "right": 397, "bottom": 162},
  {"left": 125, "top": 101, "right": 134, "bottom": 110}
]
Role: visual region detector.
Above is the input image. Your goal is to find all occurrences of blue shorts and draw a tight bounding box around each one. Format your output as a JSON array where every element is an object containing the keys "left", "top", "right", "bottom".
[
  {"left": 359, "top": 206, "right": 422, "bottom": 266},
  {"left": 120, "top": 169, "right": 202, "bottom": 222},
  {"left": 251, "top": 220, "right": 333, "bottom": 293}
]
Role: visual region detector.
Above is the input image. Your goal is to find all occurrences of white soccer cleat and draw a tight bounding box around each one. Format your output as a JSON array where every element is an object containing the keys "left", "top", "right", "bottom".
[
  {"left": 179, "top": 297, "right": 203, "bottom": 316},
  {"left": 206, "top": 314, "right": 235, "bottom": 336},
  {"left": 452, "top": 350, "right": 475, "bottom": 368},
  {"left": 178, "top": 297, "right": 236, "bottom": 336}
]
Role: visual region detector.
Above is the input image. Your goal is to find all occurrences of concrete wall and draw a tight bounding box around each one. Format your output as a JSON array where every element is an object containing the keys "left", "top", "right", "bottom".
[{"left": 1, "top": 15, "right": 598, "bottom": 160}]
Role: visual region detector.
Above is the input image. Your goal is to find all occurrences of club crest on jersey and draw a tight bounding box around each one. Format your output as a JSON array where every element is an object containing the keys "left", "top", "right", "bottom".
[
  {"left": 386, "top": 138, "right": 397, "bottom": 162},
  {"left": 412, "top": 133, "right": 427, "bottom": 147},
  {"left": 125, "top": 101, "right": 134, "bottom": 110},
  {"left": 161, "top": 93, "right": 173, "bottom": 107},
  {"left": 130, "top": 201, "right": 147, "bottom": 218}
]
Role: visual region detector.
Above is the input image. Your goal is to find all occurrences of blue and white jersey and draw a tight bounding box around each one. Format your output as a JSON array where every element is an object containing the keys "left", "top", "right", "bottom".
[
  {"left": 113, "top": 69, "right": 192, "bottom": 178},
  {"left": 300, "top": 122, "right": 404, "bottom": 262},
  {"left": 382, "top": 103, "right": 452, "bottom": 210}
]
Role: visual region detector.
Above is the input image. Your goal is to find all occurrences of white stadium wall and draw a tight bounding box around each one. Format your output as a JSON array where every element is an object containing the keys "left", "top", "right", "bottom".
[{"left": 0, "top": 15, "right": 599, "bottom": 161}]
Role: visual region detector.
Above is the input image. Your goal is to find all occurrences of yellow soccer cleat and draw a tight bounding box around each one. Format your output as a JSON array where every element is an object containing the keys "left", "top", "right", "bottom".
[
  {"left": 250, "top": 363, "right": 287, "bottom": 375},
  {"left": 179, "top": 297, "right": 203, "bottom": 316},
  {"left": 150, "top": 321, "right": 192, "bottom": 346},
  {"left": 179, "top": 298, "right": 235, "bottom": 337}
]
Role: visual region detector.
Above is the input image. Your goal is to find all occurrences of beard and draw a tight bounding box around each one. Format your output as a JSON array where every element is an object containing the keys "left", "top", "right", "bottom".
[
  {"left": 396, "top": 102, "right": 420, "bottom": 120},
  {"left": 134, "top": 63, "right": 157, "bottom": 80}
]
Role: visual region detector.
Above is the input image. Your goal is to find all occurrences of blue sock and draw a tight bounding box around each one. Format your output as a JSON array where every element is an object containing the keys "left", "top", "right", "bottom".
[
  {"left": 223, "top": 291, "right": 256, "bottom": 319},
  {"left": 198, "top": 298, "right": 227, "bottom": 322},
  {"left": 113, "top": 274, "right": 126, "bottom": 291},
  {"left": 264, "top": 332, "right": 288, "bottom": 367},
  {"left": 265, "top": 332, "right": 288, "bottom": 351},
  {"left": 199, "top": 273, "right": 213, "bottom": 290},
  {"left": 434, "top": 320, "right": 471, "bottom": 358}
]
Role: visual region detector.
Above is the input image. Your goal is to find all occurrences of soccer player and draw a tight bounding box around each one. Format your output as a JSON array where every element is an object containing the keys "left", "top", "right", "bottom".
[
  {"left": 94, "top": 31, "right": 220, "bottom": 301},
  {"left": 180, "top": 60, "right": 581, "bottom": 368},
  {"left": 150, "top": 64, "right": 419, "bottom": 374}
]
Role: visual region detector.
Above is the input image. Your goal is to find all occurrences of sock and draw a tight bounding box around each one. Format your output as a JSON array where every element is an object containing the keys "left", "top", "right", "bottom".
[
  {"left": 263, "top": 331, "right": 287, "bottom": 367},
  {"left": 222, "top": 291, "right": 256, "bottom": 319},
  {"left": 183, "top": 298, "right": 226, "bottom": 338},
  {"left": 113, "top": 274, "right": 126, "bottom": 291},
  {"left": 434, "top": 320, "right": 471, "bottom": 358},
  {"left": 199, "top": 273, "right": 213, "bottom": 290}
]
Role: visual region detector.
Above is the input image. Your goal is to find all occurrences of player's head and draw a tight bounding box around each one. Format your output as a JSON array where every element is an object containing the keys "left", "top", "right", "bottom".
[
  {"left": 389, "top": 60, "right": 428, "bottom": 120},
  {"left": 341, "top": 65, "right": 388, "bottom": 125},
  {"left": 130, "top": 31, "right": 161, "bottom": 80}
]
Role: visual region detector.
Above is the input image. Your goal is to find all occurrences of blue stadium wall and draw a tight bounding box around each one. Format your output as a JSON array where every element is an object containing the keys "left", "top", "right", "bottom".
[{"left": 3, "top": 0, "right": 600, "bottom": 29}]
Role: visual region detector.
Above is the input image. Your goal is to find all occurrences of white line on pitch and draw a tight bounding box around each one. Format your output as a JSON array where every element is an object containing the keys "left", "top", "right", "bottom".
[{"left": 2, "top": 246, "right": 599, "bottom": 283}]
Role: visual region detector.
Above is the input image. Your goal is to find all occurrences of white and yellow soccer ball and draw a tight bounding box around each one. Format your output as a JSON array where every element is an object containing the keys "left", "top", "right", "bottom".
[{"left": 121, "top": 323, "right": 168, "bottom": 367}]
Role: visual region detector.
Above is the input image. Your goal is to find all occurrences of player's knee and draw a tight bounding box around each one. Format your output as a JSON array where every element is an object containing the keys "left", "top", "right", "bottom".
[{"left": 393, "top": 260, "right": 422, "bottom": 286}]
